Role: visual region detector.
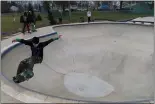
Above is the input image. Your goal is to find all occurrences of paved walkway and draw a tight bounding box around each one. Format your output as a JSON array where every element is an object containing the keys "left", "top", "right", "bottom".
[{"left": 131, "top": 16, "right": 154, "bottom": 22}]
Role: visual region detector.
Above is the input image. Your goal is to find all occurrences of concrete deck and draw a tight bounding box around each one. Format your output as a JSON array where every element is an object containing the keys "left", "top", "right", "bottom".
[
  {"left": 131, "top": 16, "right": 154, "bottom": 22},
  {"left": 1, "top": 22, "right": 154, "bottom": 103}
]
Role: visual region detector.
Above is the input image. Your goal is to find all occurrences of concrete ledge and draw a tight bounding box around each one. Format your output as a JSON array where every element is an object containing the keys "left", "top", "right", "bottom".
[{"left": 1, "top": 21, "right": 153, "bottom": 103}]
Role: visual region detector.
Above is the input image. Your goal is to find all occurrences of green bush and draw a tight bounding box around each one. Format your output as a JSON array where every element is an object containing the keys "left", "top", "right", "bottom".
[
  {"left": 36, "top": 14, "right": 42, "bottom": 21},
  {"left": 48, "top": 12, "right": 56, "bottom": 25}
]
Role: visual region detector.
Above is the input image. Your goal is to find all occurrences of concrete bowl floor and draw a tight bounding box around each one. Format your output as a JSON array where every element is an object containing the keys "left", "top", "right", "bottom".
[{"left": 1, "top": 23, "right": 154, "bottom": 102}]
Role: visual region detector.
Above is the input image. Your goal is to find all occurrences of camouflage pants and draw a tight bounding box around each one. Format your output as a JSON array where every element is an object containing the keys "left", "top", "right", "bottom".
[{"left": 16, "top": 56, "right": 42, "bottom": 76}]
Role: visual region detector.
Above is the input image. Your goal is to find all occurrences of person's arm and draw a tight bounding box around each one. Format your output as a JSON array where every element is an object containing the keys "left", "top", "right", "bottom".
[
  {"left": 42, "top": 35, "right": 62, "bottom": 47},
  {"left": 12, "top": 38, "right": 32, "bottom": 46}
]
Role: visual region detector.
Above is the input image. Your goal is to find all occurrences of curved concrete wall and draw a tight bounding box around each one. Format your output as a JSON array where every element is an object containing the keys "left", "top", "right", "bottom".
[{"left": 1, "top": 22, "right": 154, "bottom": 103}]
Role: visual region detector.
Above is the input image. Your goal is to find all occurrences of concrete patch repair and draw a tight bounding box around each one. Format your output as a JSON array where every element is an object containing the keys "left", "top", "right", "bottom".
[
  {"left": 64, "top": 72, "right": 114, "bottom": 98},
  {"left": 1, "top": 22, "right": 154, "bottom": 103}
]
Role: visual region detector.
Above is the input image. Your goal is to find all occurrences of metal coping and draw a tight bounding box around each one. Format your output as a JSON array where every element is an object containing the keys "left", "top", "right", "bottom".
[{"left": 52, "top": 22, "right": 154, "bottom": 29}]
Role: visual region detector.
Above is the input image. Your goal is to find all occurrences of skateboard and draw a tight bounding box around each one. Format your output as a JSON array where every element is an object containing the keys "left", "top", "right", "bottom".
[{"left": 13, "top": 69, "right": 34, "bottom": 83}]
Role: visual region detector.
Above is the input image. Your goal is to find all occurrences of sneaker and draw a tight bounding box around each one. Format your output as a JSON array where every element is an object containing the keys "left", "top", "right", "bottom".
[
  {"left": 13, "top": 76, "right": 16, "bottom": 80},
  {"left": 13, "top": 76, "right": 19, "bottom": 83},
  {"left": 28, "top": 31, "right": 31, "bottom": 34}
]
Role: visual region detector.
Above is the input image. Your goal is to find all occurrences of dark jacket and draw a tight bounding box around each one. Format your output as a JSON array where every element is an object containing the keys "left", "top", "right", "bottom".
[
  {"left": 17, "top": 38, "right": 58, "bottom": 62},
  {"left": 20, "top": 14, "right": 27, "bottom": 23},
  {"left": 27, "top": 13, "right": 35, "bottom": 23}
]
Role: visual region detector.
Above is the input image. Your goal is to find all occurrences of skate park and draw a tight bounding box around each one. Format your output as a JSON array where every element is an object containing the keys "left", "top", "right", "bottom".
[{"left": 1, "top": 19, "right": 154, "bottom": 103}]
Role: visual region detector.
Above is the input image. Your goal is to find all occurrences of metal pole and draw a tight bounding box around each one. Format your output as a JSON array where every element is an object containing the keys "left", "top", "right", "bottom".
[{"left": 69, "top": 1, "right": 71, "bottom": 22}]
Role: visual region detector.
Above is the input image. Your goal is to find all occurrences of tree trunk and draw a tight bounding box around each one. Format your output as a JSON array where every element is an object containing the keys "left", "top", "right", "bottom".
[
  {"left": 120, "top": 1, "right": 123, "bottom": 9},
  {"left": 68, "top": 1, "right": 71, "bottom": 21},
  {"left": 62, "top": 5, "right": 65, "bottom": 16},
  {"left": 62, "top": 5, "right": 65, "bottom": 12}
]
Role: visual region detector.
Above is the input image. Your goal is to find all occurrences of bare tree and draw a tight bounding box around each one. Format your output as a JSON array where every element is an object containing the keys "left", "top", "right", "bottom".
[
  {"left": 39, "top": 4, "right": 41, "bottom": 12},
  {"left": 120, "top": 1, "right": 123, "bottom": 9},
  {"left": 1, "top": 1, "right": 11, "bottom": 13},
  {"left": 28, "top": 3, "right": 34, "bottom": 12},
  {"left": 34, "top": 3, "right": 39, "bottom": 11},
  {"left": 54, "top": 1, "right": 76, "bottom": 12},
  {"left": 43, "top": 1, "right": 56, "bottom": 25}
]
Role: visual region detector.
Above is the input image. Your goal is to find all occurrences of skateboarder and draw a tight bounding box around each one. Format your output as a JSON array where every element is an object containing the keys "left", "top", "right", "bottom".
[{"left": 12, "top": 35, "right": 62, "bottom": 83}]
